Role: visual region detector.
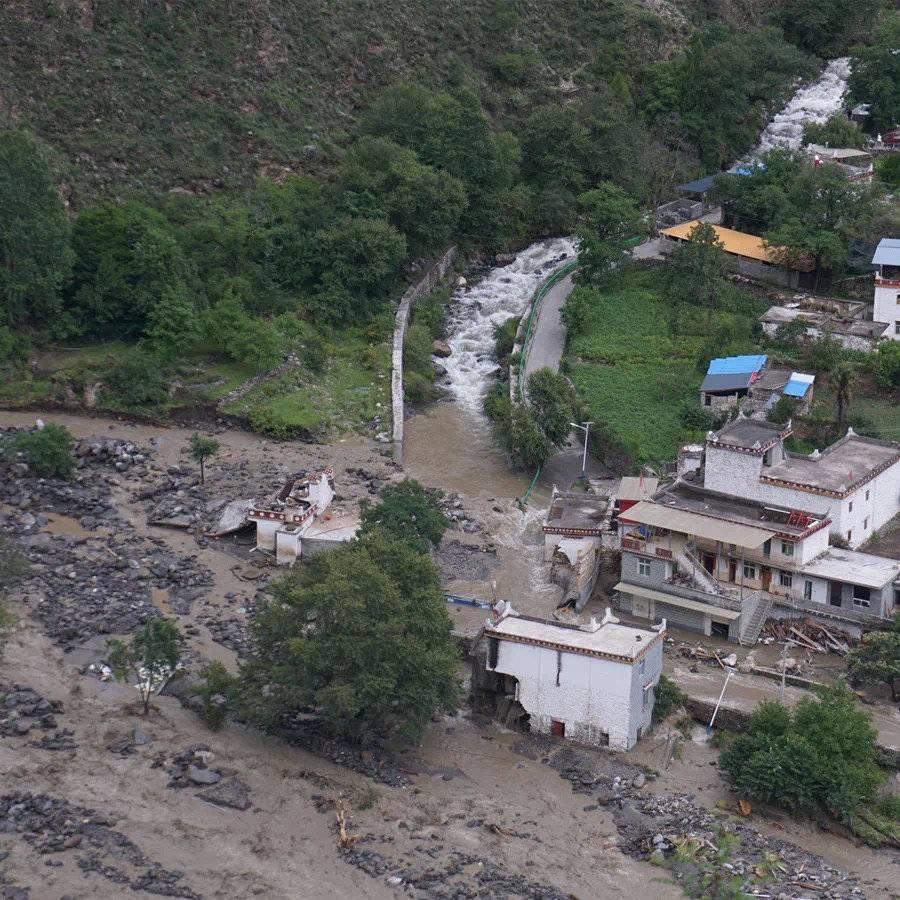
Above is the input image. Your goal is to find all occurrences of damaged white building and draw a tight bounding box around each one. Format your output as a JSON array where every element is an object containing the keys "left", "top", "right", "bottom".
[
  {"left": 248, "top": 468, "right": 359, "bottom": 565},
  {"left": 472, "top": 601, "right": 665, "bottom": 751}
]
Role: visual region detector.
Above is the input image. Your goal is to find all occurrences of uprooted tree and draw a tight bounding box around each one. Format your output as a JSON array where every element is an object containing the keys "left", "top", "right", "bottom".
[{"left": 847, "top": 614, "right": 900, "bottom": 701}]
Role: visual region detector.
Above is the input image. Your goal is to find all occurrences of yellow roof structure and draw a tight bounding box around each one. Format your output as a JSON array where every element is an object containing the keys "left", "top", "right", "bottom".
[{"left": 660, "top": 222, "right": 812, "bottom": 271}]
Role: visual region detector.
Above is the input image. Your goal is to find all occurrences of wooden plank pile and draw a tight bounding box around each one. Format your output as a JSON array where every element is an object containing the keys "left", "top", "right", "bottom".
[{"left": 761, "top": 617, "right": 855, "bottom": 655}]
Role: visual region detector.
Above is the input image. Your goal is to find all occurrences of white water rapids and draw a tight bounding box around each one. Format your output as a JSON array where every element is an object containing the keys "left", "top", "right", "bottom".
[
  {"left": 443, "top": 237, "right": 577, "bottom": 415},
  {"left": 440, "top": 58, "right": 850, "bottom": 420},
  {"left": 742, "top": 57, "right": 850, "bottom": 161}
]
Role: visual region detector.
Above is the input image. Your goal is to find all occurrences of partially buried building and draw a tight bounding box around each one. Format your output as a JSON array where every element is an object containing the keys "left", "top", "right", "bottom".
[{"left": 471, "top": 601, "right": 665, "bottom": 750}]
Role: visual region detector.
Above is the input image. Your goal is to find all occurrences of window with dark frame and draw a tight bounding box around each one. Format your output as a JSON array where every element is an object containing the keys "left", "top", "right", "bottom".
[{"left": 556, "top": 650, "right": 562, "bottom": 686}]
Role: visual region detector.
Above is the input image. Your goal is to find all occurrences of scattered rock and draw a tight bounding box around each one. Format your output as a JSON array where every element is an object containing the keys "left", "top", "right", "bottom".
[{"left": 197, "top": 778, "right": 251, "bottom": 811}]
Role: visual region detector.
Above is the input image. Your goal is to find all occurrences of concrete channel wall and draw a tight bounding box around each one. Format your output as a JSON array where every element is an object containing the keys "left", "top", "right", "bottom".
[{"left": 391, "top": 246, "right": 458, "bottom": 464}]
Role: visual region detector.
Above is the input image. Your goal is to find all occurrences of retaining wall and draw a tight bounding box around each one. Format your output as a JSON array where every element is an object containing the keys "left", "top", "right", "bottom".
[{"left": 391, "top": 246, "right": 458, "bottom": 464}]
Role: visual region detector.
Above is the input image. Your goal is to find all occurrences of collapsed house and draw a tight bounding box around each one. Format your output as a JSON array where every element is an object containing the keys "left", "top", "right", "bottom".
[
  {"left": 471, "top": 601, "right": 665, "bottom": 750},
  {"left": 542, "top": 488, "right": 616, "bottom": 611},
  {"left": 806, "top": 144, "right": 874, "bottom": 182},
  {"left": 613, "top": 419, "right": 900, "bottom": 642},
  {"left": 248, "top": 468, "right": 359, "bottom": 565}
]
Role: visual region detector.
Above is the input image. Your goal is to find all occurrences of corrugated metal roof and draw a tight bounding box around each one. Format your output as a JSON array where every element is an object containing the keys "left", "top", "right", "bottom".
[
  {"left": 613, "top": 582, "right": 741, "bottom": 620},
  {"left": 700, "top": 373, "right": 754, "bottom": 393},
  {"left": 707, "top": 354, "right": 768, "bottom": 375},
  {"left": 617, "top": 476, "right": 659, "bottom": 501},
  {"left": 783, "top": 372, "right": 815, "bottom": 397},
  {"left": 873, "top": 238, "right": 900, "bottom": 266},
  {"left": 621, "top": 501, "right": 773, "bottom": 548},
  {"left": 677, "top": 175, "right": 718, "bottom": 194},
  {"left": 660, "top": 222, "right": 814, "bottom": 270}
]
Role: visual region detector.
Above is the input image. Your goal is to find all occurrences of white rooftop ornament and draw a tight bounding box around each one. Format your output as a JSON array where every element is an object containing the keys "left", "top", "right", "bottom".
[{"left": 601, "top": 607, "right": 620, "bottom": 627}]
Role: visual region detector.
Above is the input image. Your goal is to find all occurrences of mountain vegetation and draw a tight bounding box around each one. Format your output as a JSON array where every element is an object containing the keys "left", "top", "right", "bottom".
[{"left": 0, "top": 1, "right": 895, "bottom": 434}]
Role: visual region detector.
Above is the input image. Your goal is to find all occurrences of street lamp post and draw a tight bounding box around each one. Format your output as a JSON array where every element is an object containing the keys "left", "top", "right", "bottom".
[{"left": 570, "top": 421, "right": 594, "bottom": 478}]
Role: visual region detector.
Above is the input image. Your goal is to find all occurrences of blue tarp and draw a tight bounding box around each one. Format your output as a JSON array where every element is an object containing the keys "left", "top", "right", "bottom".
[
  {"left": 783, "top": 379, "right": 812, "bottom": 397},
  {"left": 706, "top": 355, "right": 767, "bottom": 376}
]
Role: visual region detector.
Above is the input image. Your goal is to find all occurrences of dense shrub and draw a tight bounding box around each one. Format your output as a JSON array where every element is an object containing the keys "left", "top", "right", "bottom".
[
  {"left": 102, "top": 351, "right": 170, "bottom": 408},
  {"left": 3, "top": 424, "right": 74, "bottom": 479}
]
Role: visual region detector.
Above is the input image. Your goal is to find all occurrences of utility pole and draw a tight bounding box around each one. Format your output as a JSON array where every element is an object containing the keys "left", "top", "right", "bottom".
[
  {"left": 708, "top": 668, "right": 734, "bottom": 734},
  {"left": 780, "top": 638, "right": 795, "bottom": 703},
  {"left": 570, "top": 421, "right": 594, "bottom": 479}
]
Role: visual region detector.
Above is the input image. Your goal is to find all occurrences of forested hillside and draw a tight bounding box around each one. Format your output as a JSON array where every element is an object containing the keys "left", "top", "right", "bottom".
[{"left": 0, "top": 0, "right": 891, "bottom": 437}]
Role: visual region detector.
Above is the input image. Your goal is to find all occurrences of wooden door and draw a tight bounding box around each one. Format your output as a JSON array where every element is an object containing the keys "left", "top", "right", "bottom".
[
  {"left": 550, "top": 720, "right": 565, "bottom": 738},
  {"left": 761, "top": 567, "right": 771, "bottom": 591}
]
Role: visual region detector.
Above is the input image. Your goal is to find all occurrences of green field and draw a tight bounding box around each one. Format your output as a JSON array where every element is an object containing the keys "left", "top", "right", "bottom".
[
  {"left": 566, "top": 268, "right": 766, "bottom": 465},
  {"left": 222, "top": 328, "right": 391, "bottom": 439},
  {"left": 1, "top": 328, "right": 391, "bottom": 439}
]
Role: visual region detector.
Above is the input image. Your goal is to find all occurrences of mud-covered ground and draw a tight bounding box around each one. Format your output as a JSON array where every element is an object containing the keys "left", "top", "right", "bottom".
[{"left": 0, "top": 412, "right": 897, "bottom": 899}]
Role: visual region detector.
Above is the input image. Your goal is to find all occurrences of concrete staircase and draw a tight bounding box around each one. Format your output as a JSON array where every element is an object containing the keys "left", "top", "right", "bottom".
[
  {"left": 675, "top": 547, "right": 722, "bottom": 596},
  {"left": 739, "top": 593, "right": 774, "bottom": 646}
]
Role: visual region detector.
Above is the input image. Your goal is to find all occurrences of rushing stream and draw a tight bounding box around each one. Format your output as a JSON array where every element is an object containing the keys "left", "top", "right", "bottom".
[
  {"left": 442, "top": 237, "right": 577, "bottom": 416},
  {"left": 741, "top": 57, "right": 850, "bottom": 162},
  {"left": 405, "top": 58, "right": 851, "bottom": 493}
]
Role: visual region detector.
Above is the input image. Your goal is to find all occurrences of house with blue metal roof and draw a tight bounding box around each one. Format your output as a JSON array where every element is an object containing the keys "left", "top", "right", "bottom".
[
  {"left": 700, "top": 354, "right": 814, "bottom": 417},
  {"left": 700, "top": 355, "right": 767, "bottom": 411}
]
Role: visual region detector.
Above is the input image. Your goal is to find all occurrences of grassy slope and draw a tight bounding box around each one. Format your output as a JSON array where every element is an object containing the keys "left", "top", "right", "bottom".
[
  {"left": 567, "top": 267, "right": 767, "bottom": 464},
  {"left": 0, "top": 0, "right": 685, "bottom": 204}
]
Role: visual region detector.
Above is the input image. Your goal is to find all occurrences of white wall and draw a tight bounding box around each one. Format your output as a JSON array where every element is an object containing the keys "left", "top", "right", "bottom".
[
  {"left": 874, "top": 284, "right": 899, "bottom": 339},
  {"left": 796, "top": 526, "right": 830, "bottom": 565},
  {"left": 704, "top": 445, "right": 766, "bottom": 499},
  {"left": 491, "top": 638, "right": 659, "bottom": 750},
  {"left": 255, "top": 519, "right": 280, "bottom": 551}
]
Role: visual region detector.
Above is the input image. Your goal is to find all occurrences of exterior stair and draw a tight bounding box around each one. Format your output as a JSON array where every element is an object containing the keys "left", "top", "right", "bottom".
[
  {"left": 675, "top": 547, "right": 722, "bottom": 596},
  {"left": 738, "top": 593, "right": 774, "bottom": 646}
]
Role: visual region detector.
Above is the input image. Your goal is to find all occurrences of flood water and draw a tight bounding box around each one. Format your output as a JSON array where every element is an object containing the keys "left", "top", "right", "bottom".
[{"left": 404, "top": 237, "right": 576, "bottom": 495}]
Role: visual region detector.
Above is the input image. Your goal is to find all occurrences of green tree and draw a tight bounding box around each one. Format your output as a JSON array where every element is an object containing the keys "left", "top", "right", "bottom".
[
  {"left": 560, "top": 287, "right": 592, "bottom": 338},
  {"left": 0, "top": 131, "right": 72, "bottom": 326},
  {"left": 847, "top": 617, "right": 900, "bottom": 701},
  {"left": 720, "top": 683, "right": 882, "bottom": 819},
  {"left": 526, "top": 368, "right": 577, "bottom": 447},
  {"left": 668, "top": 222, "right": 728, "bottom": 326},
  {"left": 777, "top": 0, "right": 884, "bottom": 56},
  {"left": 830, "top": 359, "right": 857, "bottom": 428},
  {"left": 206, "top": 289, "right": 283, "bottom": 371},
  {"left": 145, "top": 282, "right": 201, "bottom": 356},
  {"left": 3, "top": 423, "right": 74, "bottom": 479},
  {"left": 876, "top": 154, "right": 900, "bottom": 190},
  {"left": 188, "top": 432, "right": 220, "bottom": 485},
  {"left": 251, "top": 176, "right": 328, "bottom": 298},
  {"left": 359, "top": 478, "right": 447, "bottom": 553},
  {"left": 68, "top": 201, "right": 188, "bottom": 337},
  {"left": 340, "top": 137, "right": 466, "bottom": 258},
  {"left": 313, "top": 217, "right": 406, "bottom": 322},
  {"left": 802, "top": 114, "right": 867, "bottom": 149},
  {"left": 102, "top": 350, "right": 171, "bottom": 409},
  {"left": 875, "top": 341, "right": 900, "bottom": 389},
  {"left": 849, "top": 15, "right": 900, "bottom": 131},
  {"left": 575, "top": 183, "right": 644, "bottom": 286},
  {"left": 107, "top": 618, "right": 185, "bottom": 716},
  {"left": 237, "top": 532, "right": 460, "bottom": 744}
]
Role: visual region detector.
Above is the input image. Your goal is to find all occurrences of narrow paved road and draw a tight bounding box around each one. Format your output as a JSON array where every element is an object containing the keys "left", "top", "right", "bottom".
[{"left": 522, "top": 273, "right": 575, "bottom": 383}]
